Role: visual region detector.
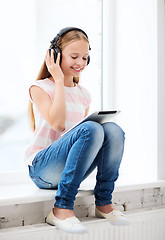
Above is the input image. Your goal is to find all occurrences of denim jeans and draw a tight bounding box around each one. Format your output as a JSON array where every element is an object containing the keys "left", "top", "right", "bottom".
[{"left": 29, "top": 121, "right": 125, "bottom": 210}]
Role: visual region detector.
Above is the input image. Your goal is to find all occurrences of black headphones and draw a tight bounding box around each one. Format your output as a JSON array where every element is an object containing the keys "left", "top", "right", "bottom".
[{"left": 49, "top": 27, "right": 91, "bottom": 65}]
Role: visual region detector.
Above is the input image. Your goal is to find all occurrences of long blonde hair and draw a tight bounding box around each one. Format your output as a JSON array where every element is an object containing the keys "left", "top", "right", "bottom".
[{"left": 28, "top": 30, "right": 90, "bottom": 131}]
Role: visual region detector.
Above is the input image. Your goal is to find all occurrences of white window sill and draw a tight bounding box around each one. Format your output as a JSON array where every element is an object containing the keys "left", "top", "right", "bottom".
[
  {"left": 1, "top": 174, "right": 165, "bottom": 207},
  {"left": 0, "top": 182, "right": 94, "bottom": 207}
]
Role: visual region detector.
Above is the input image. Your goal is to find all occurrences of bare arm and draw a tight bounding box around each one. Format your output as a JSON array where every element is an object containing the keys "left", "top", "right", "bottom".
[
  {"left": 84, "top": 107, "right": 90, "bottom": 117},
  {"left": 30, "top": 51, "right": 66, "bottom": 132}
]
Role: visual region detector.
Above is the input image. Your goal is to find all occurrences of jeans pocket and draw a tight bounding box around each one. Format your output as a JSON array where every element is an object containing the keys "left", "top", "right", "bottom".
[{"left": 30, "top": 176, "right": 53, "bottom": 189}]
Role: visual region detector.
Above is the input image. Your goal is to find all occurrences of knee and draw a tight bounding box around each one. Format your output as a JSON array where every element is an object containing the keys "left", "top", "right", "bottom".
[
  {"left": 102, "top": 122, "right": 125, "bottom": 142},
  {"left": 81, "top": 121, "right": 104, "bottom": 144}
]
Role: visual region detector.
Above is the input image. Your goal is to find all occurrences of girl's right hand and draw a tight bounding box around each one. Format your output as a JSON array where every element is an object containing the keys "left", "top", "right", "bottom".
[{"left": 45, "top": 49, "right": 64, "bottom": 83}]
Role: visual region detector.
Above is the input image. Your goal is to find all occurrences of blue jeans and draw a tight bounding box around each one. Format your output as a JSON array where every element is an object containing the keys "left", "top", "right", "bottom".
[{"left": 29, "top": 121, "right": 125, "bottom": 210}]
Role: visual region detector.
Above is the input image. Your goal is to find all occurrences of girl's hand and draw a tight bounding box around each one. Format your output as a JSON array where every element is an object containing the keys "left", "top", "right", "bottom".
[{"left": 45, "top": 49, "right": 64, "bottom": 83}]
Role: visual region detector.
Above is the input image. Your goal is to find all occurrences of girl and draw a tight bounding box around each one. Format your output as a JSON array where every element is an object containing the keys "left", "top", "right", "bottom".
[{"left": 25, "top": 27, "right": 130, "bottom": 234}]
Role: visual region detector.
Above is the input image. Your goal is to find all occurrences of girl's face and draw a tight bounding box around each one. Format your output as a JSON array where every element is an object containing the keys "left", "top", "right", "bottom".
[{"left": 60, "top": 39, "right": 89, "bottom": 79}]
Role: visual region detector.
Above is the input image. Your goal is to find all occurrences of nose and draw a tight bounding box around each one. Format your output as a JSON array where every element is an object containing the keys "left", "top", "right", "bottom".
[{"left": 76, "top": 57, "right": 85, "bottom": 67}]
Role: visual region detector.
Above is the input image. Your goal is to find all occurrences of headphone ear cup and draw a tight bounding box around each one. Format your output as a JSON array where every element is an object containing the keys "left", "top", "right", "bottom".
[
  {"left": 87, "top": 55, "right": 90, "bottom": 65},
  {"left": 54, "top": 47, "right": 62, "bottom": 64}
]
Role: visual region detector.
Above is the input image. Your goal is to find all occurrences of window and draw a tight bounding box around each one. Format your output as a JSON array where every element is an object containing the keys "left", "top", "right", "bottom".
[
  {"left": 0, "top": 0, "right": 36, "bottom": 171},
  {"left": 0, "top": 0, "right": 102, "bottom": 172},
  {"left": 0, "top": 0, "right": 162, "bottom": 185},
  {"left": 103, "top": 0, "right": 157, "bottom": 184}
]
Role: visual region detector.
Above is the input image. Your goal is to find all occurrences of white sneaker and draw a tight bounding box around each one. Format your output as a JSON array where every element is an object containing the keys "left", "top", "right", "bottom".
[
  {"left": 95, "top": 208, "right": 131, "bottom": 226},
  {"left": 46, "top": 210, "right": 88, "bottom": 234}
]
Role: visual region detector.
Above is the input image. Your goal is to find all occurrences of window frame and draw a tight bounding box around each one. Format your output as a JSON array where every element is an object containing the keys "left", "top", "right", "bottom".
[
  {"left": 0, "top": 0, "right": 164, "bottom": 184},
  {"left": 157, "top": 0, "right": 165, "bottom": 179}
]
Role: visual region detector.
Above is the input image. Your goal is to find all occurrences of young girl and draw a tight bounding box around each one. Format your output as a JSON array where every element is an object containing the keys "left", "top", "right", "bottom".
[{"left": 25, "top": 27, "right": 130, "bottom": 234}]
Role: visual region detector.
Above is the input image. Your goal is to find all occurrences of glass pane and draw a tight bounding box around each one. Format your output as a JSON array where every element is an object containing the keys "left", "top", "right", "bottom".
[
  {"left": 111, "top": 0, "right": 157, "bottom": 183},
  {"left": 0, "top": 0, "right": 102, "bottom": 171}
]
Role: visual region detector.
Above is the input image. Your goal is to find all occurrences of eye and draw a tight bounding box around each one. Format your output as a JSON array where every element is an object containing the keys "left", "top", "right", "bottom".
[
  {"left": 71, "top": 56, "right": 77, "bottom": 59},
  {"left": 83, "top": 57, "right": 87, "bottom": 61}
]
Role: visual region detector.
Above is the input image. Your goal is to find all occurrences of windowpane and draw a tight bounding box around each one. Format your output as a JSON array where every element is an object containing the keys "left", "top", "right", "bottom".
[
  {"left": 103, "top": 0, "right": 157, "bottom": 183},
  {"left": 0, "top": 0, "right": 102, "bottom": 171}
]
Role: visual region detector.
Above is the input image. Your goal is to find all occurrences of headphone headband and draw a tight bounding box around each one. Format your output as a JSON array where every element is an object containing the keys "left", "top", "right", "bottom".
[
  {"left": 58, "top": 27, "right": 89, "bottom": 39},
  {"left": 50, "top": 27, "right": 91, "bottom": 50}
]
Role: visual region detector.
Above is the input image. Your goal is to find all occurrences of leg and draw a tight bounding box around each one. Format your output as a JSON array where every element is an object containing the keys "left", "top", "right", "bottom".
[
  {"left": 82, "top": 122, "right": 130, "bottom": 226},
  {"left": 94, "top": 122, "right": 125, "bottom": 208},
  {"left": 55, "top": 121, "right": 104, "bottom": 210},
  {"left": 29, "top": 121, "right": 104, "bottom": 210}
]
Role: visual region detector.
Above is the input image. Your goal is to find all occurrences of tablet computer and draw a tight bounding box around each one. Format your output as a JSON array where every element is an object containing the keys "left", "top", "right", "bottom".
[{"left": 63, "top": 110, "right": 120, "bottom": 135}]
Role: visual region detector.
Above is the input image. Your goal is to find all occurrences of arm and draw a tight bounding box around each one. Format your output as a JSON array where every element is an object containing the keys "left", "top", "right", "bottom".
[
  {"left": 84, "top": 107, "right": 90, "bottom": 118},
  {"left": 30, "top": 51, "right": 66, "bottom": 132}
]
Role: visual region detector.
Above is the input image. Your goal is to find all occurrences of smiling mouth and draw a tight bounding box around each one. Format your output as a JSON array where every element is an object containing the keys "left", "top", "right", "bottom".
[{"left": 71, "top": 67, "right": 81, "bottom": 72}]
